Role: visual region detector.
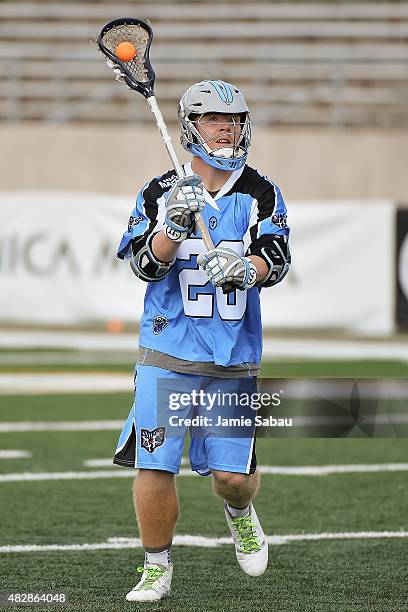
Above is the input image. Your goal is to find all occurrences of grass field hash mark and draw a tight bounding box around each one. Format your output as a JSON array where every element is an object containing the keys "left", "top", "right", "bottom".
[
  {"left": 1, "top": 531, "right": 408, "bottom": 554},
  {"left": 2, "top": 463, "right": 408, "bottom": 482},
  {"left": 0, "top": 420, "right": 123, "bottom": 432},
  {"left": 0, "top": 450, "right": 31, "bottom": 458}
]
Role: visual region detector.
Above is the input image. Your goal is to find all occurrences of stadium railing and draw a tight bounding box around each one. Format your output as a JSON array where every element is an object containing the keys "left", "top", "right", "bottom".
[{"left": 0, "top": 1, "right": 407, "bottom": 126}]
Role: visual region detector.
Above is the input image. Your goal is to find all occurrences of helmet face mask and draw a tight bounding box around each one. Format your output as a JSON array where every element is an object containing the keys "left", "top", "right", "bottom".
[
  {"left": 191, "top": 113, "right": 249, "bottom": 158},
  {"left": 178, "top": 80, "right": 251, "bottom": 171}
]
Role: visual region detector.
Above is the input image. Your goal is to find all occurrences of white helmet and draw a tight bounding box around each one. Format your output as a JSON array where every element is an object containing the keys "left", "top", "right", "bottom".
[{"left": 178, "top": 80, "right": 251, "bottom": 171}]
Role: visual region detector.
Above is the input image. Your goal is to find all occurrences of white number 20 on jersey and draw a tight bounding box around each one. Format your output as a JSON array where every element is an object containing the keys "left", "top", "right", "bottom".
[{"left": 177, "top": 238, "right": 247, "bottom": 321}]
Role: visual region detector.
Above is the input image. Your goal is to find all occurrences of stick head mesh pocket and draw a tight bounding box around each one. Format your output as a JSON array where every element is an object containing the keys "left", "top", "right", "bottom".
[{"left": 97, "top": 18, "right": 155, "bottom": 97}]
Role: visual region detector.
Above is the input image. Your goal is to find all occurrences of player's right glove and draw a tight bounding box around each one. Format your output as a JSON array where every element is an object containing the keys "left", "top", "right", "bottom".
[
  {"left": 198, "top": 247, "right": 257, "bottom": 290},
  {"left": 164, "top": 175, "right": 205, "bottom": 242}
]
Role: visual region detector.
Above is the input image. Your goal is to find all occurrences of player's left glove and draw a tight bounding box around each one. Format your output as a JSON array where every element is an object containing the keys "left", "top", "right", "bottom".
[{"left": 198, "top": 247, "right": 257, "bottom": 290}]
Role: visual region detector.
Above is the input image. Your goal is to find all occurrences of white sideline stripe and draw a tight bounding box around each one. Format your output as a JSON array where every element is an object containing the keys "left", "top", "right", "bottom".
[
  {"left": 2, "top": 373, "right": 408, "bottom": 396},
  {"left": 84, "top": 459, "right": 116, "bottom": 467},
  {"left": 1, "top": 531, "right": 408, "bottom": 554},
  {"left": 0, "top": 420, "right": 124, "bottom": 432},
  {"left": 0, "top": 470, "right": 132, "bottom": 482},
  {"left": 258, "top": 463, "right": 408, "bottom": 475},
  {"left": 1, "top": 330, "right": 408, "bottom": 361},
  {"left": 0, "top": 373, "right": 132, "bottom": 395},
  {"left": 2, "top": 463, "right": 408, "bottom": 482},
  {"left": 82, "top": 459, "right": 408, "bottom": 475},
  {"left": 0, "top": 450, "right": 31, "bottom": 459},
  {"left": 2, "top": 415, "right": 408, "bottom": 433}
]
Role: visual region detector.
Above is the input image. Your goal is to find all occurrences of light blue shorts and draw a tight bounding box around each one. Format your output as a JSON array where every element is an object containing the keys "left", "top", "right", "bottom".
[{"left": 113, "top": 365, "right": 257, "bottom": 475}]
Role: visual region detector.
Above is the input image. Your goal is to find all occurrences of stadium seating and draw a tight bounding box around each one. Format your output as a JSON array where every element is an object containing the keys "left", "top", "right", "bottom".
[{"left": 0, "top": 1, "right": 407, "bottom": 126}]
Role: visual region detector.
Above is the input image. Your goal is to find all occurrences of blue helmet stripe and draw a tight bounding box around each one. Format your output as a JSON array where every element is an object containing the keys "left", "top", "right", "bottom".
[{"left": 208, "top": 80, "right": 234, "bottom": 105}]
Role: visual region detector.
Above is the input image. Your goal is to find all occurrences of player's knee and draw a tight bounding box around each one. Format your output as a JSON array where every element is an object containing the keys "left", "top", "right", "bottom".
[
  {"left": 212, "top": 470, "right": 248, "bottom": 490},
  {"left": 133, "top": 469, "right": 174, "bottom": 491}
]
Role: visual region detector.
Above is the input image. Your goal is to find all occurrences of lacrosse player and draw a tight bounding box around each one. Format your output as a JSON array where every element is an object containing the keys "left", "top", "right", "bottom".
[{"left": 114, "top": 80, "right": 290, "bottom": 601}]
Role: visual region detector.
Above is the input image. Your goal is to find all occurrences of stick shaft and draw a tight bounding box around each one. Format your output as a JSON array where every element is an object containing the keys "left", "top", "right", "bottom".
[
  {"left": 147, "top": 96, "right": 184, "bottom": 178},
  {"left": 147, "top": 96, "right": 215, "bottom": 251}
]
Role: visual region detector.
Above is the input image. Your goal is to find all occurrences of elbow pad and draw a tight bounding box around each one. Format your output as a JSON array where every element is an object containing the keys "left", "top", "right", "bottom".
[
  {"left": 130, "top": 233, "right": 175, "bottom": 283},
  {"left": 247, "top": 234, "right": 291, "bottom": 287}
]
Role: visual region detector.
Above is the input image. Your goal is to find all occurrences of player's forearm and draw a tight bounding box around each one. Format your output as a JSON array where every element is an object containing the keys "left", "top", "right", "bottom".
[
  {"left": 151, "top": 231, "right": 180, "bottom": 263},
  {"left": 249, "top": 255, "right": 268, "bottom": 284}
]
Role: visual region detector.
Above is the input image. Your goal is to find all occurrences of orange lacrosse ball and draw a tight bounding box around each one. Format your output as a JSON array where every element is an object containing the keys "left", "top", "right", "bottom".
[{"left": 115, "top": 41, "right": 136, "bottom": 62}]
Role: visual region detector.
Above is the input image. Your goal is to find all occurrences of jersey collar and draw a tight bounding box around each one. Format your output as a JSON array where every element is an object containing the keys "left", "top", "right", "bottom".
[{"left": 183, "top": 161, "right": 245, "bottom": 212}]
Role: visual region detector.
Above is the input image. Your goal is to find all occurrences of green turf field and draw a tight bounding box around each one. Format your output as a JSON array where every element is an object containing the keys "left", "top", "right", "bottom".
[{"left": 1, "top": 385, "right": 407, "bottom": 612}]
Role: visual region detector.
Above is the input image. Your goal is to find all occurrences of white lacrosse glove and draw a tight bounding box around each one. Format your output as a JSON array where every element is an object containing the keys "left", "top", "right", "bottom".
[
  {"left": 164, "top": 175, "right": 205, "bottom": 242},
  {"left": 198, "top": 247, "right": 257, "bottom": 290}
]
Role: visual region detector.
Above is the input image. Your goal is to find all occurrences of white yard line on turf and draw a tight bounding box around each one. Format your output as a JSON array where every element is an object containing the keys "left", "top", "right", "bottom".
[
  {"left": 0, "top": 373, "right": 132, "bottom": 394},
  {"left": 0, "top": 421, "right": 124, "bottom": 432},
  {"left": 0, "top": 352, "right": 136, "bottom": 366},
  {"left": 0, "top": 331, "right": 138, "bottom": 351},
  {"left": 82, "top": 460, "right": 408, "bottom": 476},
  {"left": 0, "top": 450, "right": 31, "bottom": 459},
  {"left": 1, "top": 374, "right": 408, "bottom": 396},
  {"left": 257, "top": 464, "right": 408, "bottom": 475},
  {"left": 1, "top": 412, "right": 407, "bottom": 432},
  {"left": 1, "top": 531, "right": 407, "bottom": 554},
  {"left": 0, "top": 330, "right": 408, "bottom": 361},
  {"left": 2, "top": 463, "right": 408, "bottom": 482},
  {"left": 0, "top": 470, "right": 133, "bottom": 482}
]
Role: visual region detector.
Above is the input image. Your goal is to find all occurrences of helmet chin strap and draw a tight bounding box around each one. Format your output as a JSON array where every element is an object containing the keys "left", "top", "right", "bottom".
[{"left": 190, "top": 144, "right": 247, "bottom": 171}]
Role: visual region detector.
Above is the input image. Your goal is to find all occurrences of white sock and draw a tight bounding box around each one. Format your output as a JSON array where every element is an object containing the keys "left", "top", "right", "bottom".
[
  {"left": 144, "top": 548, "right": 171, "bottom": 568},
  {"left": 226, "top": 503, "right": 250, "bottom": 517}
]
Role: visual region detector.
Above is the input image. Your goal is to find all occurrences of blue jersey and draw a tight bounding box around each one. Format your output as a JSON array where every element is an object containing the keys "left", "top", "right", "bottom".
[{"left": 118, "top": 162, "right": 289, "bottom": 367}]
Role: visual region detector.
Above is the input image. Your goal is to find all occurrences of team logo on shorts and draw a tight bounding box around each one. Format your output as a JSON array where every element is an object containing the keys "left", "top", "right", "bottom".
[
  {"left": 272, "top": 214, "right": 288, "bottom": 229},
  {"left": 153, "top": 315, "right": 169, "bottom": 335},
  {"left": 141, "top": 427, "right": 165, "bottom": 453},
  {"left": 209, "top": 216, "right": 218, "bottom": 230}
]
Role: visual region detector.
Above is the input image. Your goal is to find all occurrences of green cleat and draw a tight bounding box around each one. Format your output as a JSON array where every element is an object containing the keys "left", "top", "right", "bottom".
[
  {"left": 224, "top": 503, "right": 268, "bottom": 576},
  {"left": 125, "top": 563, "right": 173, "bottom": 602}
]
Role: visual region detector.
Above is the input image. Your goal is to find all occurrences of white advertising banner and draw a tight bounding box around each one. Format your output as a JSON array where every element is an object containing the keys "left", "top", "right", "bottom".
[
  {"left": 0, "top": 192, "right": 144, "bottom": 324},
  {"left": 262, "top": 200, "right": 395, "bottom": 335},
  {"left": 0, "top": 192, "right": 395, "bottom": 334}
]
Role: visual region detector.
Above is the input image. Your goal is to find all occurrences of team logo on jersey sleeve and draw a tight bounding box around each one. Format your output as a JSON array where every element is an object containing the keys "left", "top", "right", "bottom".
[
  {"left": 153, "top": 315, "right": 169, "bottom": 335},
  {"left": 128, "top": 215, "right": 144, "bottom": 231},
  {"left": 209, "top": 216, "right": 218, "bottom": 230},
  {"left": 141, "top": 427, "right": 165, "bottom": 453},
  {"left": 272, "top": 214, "right": 288, "bottom": 229}
]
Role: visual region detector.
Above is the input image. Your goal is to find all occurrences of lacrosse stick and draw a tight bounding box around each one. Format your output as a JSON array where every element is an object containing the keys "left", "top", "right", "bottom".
[
  {"left": 96, "top": 18, "right": 215, "bottom": 246},
  {"left": 96, "top": 17, "right": 235, "bottom": 293}
]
